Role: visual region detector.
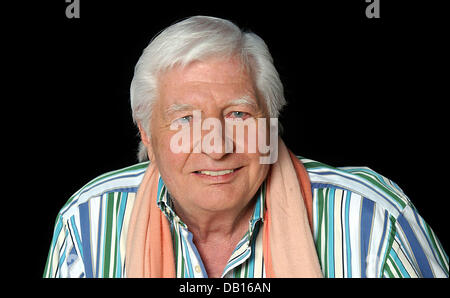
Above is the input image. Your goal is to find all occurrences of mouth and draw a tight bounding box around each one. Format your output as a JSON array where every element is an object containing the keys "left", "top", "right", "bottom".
[{"left": 192, "top": 166, "right": 243, "bottom": 180}]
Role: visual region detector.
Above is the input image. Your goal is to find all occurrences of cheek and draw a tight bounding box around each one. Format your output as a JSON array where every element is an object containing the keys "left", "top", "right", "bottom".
[
  {"left": 254, "top": 163, "right": 270, "bottom": 181},
  {"left": 246, "top": 155, "right": 270, "bottom": 184},
  {"left": 152, "top": 133, "right": 189, "bottom": 177}
]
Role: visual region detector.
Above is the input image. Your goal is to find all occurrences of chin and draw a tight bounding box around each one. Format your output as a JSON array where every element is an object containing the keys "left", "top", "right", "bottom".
[{"left": 195, "top": 189, "right": 249, "bottom": 212}]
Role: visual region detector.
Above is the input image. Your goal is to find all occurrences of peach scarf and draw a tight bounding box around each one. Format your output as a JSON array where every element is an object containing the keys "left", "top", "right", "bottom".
[{"left": 125, "top": 139, "right": 323, "bottom": 277}]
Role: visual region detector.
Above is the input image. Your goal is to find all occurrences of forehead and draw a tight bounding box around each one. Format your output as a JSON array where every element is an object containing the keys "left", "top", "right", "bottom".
[{"left": 157, "top": 57, "right": 258, "bottom": 106}]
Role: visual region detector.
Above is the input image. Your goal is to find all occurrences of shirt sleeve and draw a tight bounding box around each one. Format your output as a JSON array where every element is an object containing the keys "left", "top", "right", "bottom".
[
  {"left": 43, "top": 213, "right": 86, "bottom": 278},
  {"left": 382, "top": 204, "right": 449, "bottom": 277}
]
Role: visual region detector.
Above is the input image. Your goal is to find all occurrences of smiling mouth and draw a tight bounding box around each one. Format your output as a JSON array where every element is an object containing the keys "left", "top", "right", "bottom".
[{"left": 194, "top": 167, "right": 243, "bottom": 177}]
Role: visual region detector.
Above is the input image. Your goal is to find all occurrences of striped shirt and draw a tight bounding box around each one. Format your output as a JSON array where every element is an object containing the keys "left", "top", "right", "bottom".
[{"left": 43, "top": 157, "right": 449, "bottom": 278}]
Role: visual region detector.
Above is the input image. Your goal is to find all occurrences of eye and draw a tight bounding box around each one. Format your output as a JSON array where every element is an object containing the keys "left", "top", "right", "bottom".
[
  {"left": 174, "top": 115, "right": 192, "bottom": 124},
  {"left": 227, "top": 111, "right": 249, "bottom": 120}
]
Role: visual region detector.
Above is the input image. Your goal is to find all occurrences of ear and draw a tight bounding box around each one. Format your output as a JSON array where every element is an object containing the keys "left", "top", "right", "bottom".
[{"left": 138, "top": 123, "right": 155, "bottom": 161}]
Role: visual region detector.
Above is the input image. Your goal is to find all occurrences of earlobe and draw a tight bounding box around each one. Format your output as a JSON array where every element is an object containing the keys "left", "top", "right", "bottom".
[
  {"left": 138, "top": 123, "right": 155, "bottom": 161},
  {"left": 138, "top": 123, "right": 151, "bottom": 145}
]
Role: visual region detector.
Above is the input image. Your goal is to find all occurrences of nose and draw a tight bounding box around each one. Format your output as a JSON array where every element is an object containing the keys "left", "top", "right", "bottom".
[
  {"left": 204, "top": 150, "right": 228, "bottom": 160},
  {"left": 199, "top": 117, "right": 230, "bottom": 160}
]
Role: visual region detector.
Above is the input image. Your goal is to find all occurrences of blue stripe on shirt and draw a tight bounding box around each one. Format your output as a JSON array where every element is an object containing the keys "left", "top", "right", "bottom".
[
  {"left": 79, "top": 202, "right": 94, "bottom": 278},
  {"left": 397, "top": 211, "right": 433, "bottom": 277},
  {"left": 360, "top": 198, "right": 375, "bottom": 277}
]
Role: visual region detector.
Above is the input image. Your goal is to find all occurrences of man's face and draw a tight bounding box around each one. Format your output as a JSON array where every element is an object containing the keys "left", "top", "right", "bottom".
[{"left": 145, "top": 56, "right": 270, "bottom": 216}]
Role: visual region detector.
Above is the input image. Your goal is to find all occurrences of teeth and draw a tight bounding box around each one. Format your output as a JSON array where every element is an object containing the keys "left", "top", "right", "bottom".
[{"left": 199, "top": 169, "right": 234, "bottom": 176}]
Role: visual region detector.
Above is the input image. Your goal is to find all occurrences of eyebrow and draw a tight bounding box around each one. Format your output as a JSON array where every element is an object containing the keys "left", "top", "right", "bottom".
[
  {"left": 227, "top": 97, "right": 259, "bottom": 110},
  {"left": 165, "top": 103, "right": 196, "bottom": 115},
  {"left": 165, "top": 96, "right": 259, "bottom": 115}
]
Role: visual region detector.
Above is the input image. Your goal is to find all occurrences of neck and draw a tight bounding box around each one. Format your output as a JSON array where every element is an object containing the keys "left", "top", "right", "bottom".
[{"left": 172, "top": 197, "right": 255, "bottom": 243}]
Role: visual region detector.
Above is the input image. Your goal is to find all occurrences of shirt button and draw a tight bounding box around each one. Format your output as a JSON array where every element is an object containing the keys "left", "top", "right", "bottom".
[{"left": 195, "top": 265, "right": 201, "bottom": 273}]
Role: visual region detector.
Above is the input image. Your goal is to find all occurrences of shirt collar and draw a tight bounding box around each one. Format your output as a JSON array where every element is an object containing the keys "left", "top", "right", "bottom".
[{"left": 156, "top": 175, "right": 266, "bottom": 235}]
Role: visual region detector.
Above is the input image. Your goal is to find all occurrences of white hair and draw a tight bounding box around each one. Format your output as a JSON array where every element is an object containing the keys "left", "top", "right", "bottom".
[{"left": 130, "top": 16, "right": 286, "bottom": 161}]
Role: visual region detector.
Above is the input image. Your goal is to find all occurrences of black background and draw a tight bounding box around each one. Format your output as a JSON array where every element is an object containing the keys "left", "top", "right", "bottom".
[{"left": 7, "top": 1, "right": 447, "bottom": 278}]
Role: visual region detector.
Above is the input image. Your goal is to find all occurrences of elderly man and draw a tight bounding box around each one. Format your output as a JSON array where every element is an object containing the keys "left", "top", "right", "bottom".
[{"left": 44, "top": 16, "right": 448, "bottom": 278}]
